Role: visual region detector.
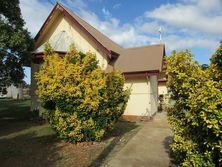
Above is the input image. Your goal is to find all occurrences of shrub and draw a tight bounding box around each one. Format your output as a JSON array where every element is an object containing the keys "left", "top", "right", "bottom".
[
  {"left": 2, "top": 87, "right": 7, "bottom": 95},
  {"left": 166, "top": 49, "right": 222, "bottom": 166},
  {"left": 35, "top": 44, "right": 130, "bottom": 142}
]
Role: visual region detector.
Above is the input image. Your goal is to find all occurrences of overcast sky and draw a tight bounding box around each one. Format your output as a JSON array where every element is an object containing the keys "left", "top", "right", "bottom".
[{"left": 20, "top": 0, "right": 222, "bottom": 84}]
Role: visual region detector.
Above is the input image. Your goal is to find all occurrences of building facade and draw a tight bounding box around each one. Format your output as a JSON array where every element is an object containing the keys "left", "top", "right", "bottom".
[{"left": 31, "top": 3, "right": 165, "bottom": 120}]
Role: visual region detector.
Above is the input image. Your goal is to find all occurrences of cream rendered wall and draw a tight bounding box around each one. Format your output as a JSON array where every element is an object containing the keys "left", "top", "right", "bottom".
[
  {"left": 37, "top": 14, "right": 108, "bottom": 69},
  {"left": 124, "top": 76, "right": 158, "bottom": 117},
  {"left": 158, "top": 84, "right": 168, "bottom": 95},
  {"left": 124, "top": 77, "right": 151, "bottom": 117}
]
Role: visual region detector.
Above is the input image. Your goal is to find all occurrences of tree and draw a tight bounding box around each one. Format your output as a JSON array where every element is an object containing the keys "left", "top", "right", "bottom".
[
  {"left": 210, "top": 41, "right": 222, "bottom": 81},
  {"left": 201, "top": 64, "right": 209, "bottom": 70},
  {"left": 166, "top": 49, "right": 222, "bottom": 166},
  {"left": 35, "top": 44, "right": 130, "bottom": 142},
  {"left": 211, "top": 40, "right": 222, "bottom": 69},
  {"left": 0, "top": 0, "right": 33, "bottom": 92}
]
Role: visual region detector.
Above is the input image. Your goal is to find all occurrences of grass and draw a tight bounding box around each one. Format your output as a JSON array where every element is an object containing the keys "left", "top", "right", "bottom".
[
  {"left": 0, "top": 98, "right": 34, "bottom": 120},
  {"left": 0, "top": 99, "right": 142, "bottom": 167}
]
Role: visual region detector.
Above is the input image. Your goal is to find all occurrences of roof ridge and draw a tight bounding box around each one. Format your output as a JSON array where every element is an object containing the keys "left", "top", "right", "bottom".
[{"left": 124, "top": 44, "right": 165, "bottom": 50}]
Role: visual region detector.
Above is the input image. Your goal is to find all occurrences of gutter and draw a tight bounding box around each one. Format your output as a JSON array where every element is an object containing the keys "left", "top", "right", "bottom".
[{"left": 124, "top": 70, "right": 160, "bottom": 77}]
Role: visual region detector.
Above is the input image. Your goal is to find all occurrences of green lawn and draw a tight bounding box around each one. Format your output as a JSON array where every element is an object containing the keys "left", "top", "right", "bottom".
[
  {"left": 0, "top": 99, "right": 142, "bottom": 167},
  {"left": 0, "top": 99, "right": 33, "bottom": 120}
]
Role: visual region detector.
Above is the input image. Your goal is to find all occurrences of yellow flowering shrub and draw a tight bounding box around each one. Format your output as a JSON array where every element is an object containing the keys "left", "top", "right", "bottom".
[
  {"left": 166, "top": 49, "right": 222, "bottom": 166},
  {"left": 35, "top": 43, "right": 130, "bottom": 142}
]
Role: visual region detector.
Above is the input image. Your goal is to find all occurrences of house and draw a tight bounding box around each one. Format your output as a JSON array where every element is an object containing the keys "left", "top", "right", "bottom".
[
  {"left": 0, "top": 84, "right": 23, "bottom": 99},
  {"left": 31, "top": 3, "right": 165, "bottom": 120}
]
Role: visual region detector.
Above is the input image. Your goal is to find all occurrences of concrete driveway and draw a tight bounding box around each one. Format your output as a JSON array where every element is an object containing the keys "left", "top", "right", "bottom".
[{"left": 105, "top": 112, "right": 172, "bottom": 167}]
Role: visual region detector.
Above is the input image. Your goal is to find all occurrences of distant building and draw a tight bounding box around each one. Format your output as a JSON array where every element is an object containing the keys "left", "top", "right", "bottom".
[{"left": 0, "top": 84, "right": 23, "bottom": 99}]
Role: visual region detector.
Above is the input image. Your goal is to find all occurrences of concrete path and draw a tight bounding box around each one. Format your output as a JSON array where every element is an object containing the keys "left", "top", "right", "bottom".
[{"left": 106, "top": 112, "right": 172, "bottom": 167}]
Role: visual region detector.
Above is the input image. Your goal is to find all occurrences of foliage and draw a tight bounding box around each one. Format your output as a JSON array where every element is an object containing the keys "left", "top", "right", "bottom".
[
  {"left": 0, "top": 0, "right": 33, "bottom": 92},
  {"left": 210, "top": 42, "right": 222, "bottom": 81},
  {"left": 201, "top": 64, "right": 209, "bottom": 70},
  {"left": 35, "top": 44, "right": 130, "bottom": 142},
  {"left": 166, "top": 49, "right": 222, "bottom": 166}
]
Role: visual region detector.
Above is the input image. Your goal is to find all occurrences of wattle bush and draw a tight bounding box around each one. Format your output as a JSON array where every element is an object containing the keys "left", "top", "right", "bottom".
[{"left": 35, "top": 44, "right": 130, "bottom": 142}]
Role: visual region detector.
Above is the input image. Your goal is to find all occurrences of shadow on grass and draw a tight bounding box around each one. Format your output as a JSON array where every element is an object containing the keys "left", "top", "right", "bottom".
[
  {"left": 0, "top": 99, "right": 40, "bottom": 137},
  {"left": 0, "top": 131, "right": 62, "bottom": 167},
  {"left": 89, "top": 121, "right": 140, "bottom": 167},
  {"left": 0, "top": 99, "right": 33, "bottom": 121},
  {"left": 0, "top": 99, "right": 142, "bottom": 166},
  {"left": 0, "top": 98, "right": 63, "bottom": 167},
  {"left": 0, "top": 121, "right": 41, "bottom": 137}
]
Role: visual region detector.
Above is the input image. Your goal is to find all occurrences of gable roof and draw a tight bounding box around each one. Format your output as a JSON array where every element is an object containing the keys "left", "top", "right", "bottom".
[
  {"left": 115, "top": 44, "right": 165, "bottom": 73},
  {"left": 35, "top": 3, "right": 121, "bottom": 59},
  {"left": 34, "top": 3, "right": 165, "bottom": 74},
  {"left": 59, "top": 4, "right": 123, "bottom": 54}
]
